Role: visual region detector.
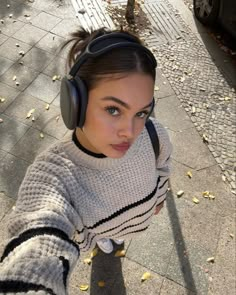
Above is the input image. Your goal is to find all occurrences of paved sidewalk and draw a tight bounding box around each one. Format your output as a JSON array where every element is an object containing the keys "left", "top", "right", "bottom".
[{"left": 0, "top": 0, "right": 235, "bottom": 294}]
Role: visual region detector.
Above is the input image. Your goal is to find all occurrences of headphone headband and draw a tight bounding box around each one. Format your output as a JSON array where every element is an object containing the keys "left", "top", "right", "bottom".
[{"left": 69, "top": 33, "right": 157, "bottom": 77}]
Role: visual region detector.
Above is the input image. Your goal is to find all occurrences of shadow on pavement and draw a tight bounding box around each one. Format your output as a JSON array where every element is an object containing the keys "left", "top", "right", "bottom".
[
  {"left": 90, "top": 245, "right": 126, "bottom": 295},
  {"left": 166, "top": 187, "right": 197, "bottom": 294}
]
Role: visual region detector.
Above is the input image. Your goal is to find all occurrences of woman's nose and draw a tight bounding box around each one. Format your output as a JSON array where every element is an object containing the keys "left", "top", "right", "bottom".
[{"left": 118, "top": 119, "right": 135, "bottom": 139}]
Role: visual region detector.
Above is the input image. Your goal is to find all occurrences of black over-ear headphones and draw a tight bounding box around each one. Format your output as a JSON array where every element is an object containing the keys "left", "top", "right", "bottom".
[{"left": 60, "top": 32, "right": 157, "bottom": 130}]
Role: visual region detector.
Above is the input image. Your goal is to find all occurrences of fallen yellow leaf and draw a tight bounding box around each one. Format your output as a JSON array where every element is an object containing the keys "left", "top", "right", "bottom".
[
  {"left": 83, "top": 258, "right": 92, "bottom": 265},
  {"left": 79, "top": 284, "right": 89, "bottom": 291},
  {"left": 187, "top": 171, "right": 192, "bottom": 178},
  {"left": 115, "top": 249, "right": 126, "bottom": 257},
  {"left": 90, "top": 248, "right": 98, "bottom": 258},
  {"left": 31, "top": 116, "right": 35, "bottom": 122},
  {"left": 40, "top": 132, "right": 44, "bottom": 138},
  {"left": 207, "top": 257, "right": 215, "bottom": 263},
  {"left": 230, "top": 234, "right": 234, "bottom": 238},
  {"left": 177, "top": 190, "right": 184, "bottom": 198},
  {"left": 202, "top": 191, "right": 210, "bottom": 198},
  {"left": 0, "top": 97, "right": 5, "bottom": 103},
  {"left": 26, "top": 108, "right": 35, "bottom": 119},
  {"left": 154, "top": 86, "right": 159, "bottom": 91},
  {"left": 208, "top": 194, "right": 215, "bottom": 200},
  {"left": 224, "top": 96, "right": 231, "bottom": 101},
  {"left": 45, "top": 103, "right": 50, "bottom": 110},
  {"left": 52, "top": 75, "right": 57, "bottom": 81},
  {"left": 202, "top": 133, "right": 209, "bottom": 143},
  {"left": 192, "top": 197, "right": 199, "bottom": 204},
  {"left": 56, "top": 116, "right": 60, "bottom": 122},
  {"left": 98, "top": 281, "right": 105, "bottom": 287},
  {"left": 141, "top": 272, "right": 151, "bottom": 282},
  {"left": 0, "top": 118, "right": 3, "bottom": 123},
  {"left": 12, "top": 75, "right": 17, "bottom": 81}
]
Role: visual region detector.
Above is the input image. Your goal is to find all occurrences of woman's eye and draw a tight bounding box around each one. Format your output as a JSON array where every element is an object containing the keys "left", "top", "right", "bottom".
[
  {"left": 105, "top": 107, "right": 120, "bottom": 116},
  {"left": 136, "top": 111, "right": 149, "bottom": 118}
]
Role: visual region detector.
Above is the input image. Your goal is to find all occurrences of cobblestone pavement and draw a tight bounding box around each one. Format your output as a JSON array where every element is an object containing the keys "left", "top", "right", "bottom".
[{"left": 74, "top": 0, "right": 236, "bottom": 191}]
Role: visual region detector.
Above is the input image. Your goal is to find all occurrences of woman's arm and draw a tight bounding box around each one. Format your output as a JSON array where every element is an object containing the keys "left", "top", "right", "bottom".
[{"left": 0, "top": 154, "right": 81, "bottom": 295}]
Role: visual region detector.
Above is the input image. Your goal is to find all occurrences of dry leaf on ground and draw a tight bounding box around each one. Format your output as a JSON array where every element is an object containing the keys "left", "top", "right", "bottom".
[
  {"left": 177, "top": 190, "right": 184, "bottom": 198},
  {"left": 0, "top": 97, "right": 5, "bottom": 103},
  {"left": 141, "top": 272, "right": 151, "bottom": 282},
  {"left": 83, "top": 258, "right": 92, "bottom": 265},
  {"left": 187, "top": 171, "right": 192, "bottom": 178},
  {"left": 90, "top": 248, "right": 98, "bottom": 258},
  {"left": 0, "top": 118, "right": 3, "bottom": 123},
  {"left": 26, "top": 108, "right": 35, "bottom": 119},
  {"left": 114, "top": 249, "right": 126, "bottom": 257},
  {"left": 40, "top": 132, "right": 44, "bottom": 139},
  {"left": 207, "top": 257, "right": 215, "bottom": 263},
  {"left": 192, "top": 197, "right": 199, "bottom": 204},
  {"left": 45, "top": 104, "right": 50, "bottom": 110},
  {"left": 79, "top": 285, "right": 89, "bottom": 291},
  {"left": 98, "top": 281, "right": 105, "bottom": 287}
]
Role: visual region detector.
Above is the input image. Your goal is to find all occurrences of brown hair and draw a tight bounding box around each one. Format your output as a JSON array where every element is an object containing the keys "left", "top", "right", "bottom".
[{"left": 62, "top": 27, "right": 156, "bottom": 90}]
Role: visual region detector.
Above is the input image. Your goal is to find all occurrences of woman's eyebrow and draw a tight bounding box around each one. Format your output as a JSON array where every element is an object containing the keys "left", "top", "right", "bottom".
[{"left": 101, "top": 96, "right": 153, "bottom": 110}]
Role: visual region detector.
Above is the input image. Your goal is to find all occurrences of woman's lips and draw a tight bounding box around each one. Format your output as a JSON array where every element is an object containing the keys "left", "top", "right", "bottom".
[{"left": 111, "top": 143, "right": 130, "bottom": 152}]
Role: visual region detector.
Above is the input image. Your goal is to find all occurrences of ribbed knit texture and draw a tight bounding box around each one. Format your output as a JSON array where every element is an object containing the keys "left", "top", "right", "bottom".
[{"left": 0, "top": 118, "right": 172, "bottom": 295}]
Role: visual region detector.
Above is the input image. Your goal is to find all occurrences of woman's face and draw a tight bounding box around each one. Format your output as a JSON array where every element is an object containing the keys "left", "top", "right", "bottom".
[{"left": 77, "top": 72, "right": 155, "bottom": 158}]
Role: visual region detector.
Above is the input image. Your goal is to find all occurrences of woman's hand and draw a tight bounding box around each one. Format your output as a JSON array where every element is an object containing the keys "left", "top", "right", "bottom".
[{"left": 154, "top": 201, "right": 164, "bottom": 215}]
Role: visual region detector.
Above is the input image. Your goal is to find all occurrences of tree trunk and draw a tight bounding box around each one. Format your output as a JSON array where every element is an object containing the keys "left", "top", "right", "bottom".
[{"left": 125, "top": 0, "right": 135, "bottom": 23}]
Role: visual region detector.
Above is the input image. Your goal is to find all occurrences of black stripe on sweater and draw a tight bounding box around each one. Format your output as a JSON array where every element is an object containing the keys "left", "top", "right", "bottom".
[
  {"left": 0, "top": 227, "right": 80, "bottom": 263},
  {"left": 79, "top": 202, "right": 156, "bottom": 250},
  {"left": 59, "top": 256, "right": 69, "bottom": 288},
  {"left": 158, "top": 178, "right": 168, "bottom": 190},
  {"left": 0, "top": 280, "right": 56, "bottom": 295},
  {"left": 86, "top": 180, "right": 159, "bottom": 231}
]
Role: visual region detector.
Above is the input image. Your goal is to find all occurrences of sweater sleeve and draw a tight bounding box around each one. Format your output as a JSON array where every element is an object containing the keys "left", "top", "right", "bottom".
[
  {"left": 0, "top": 153, "right": 81, "bottom": 295},
  {"left": 154, "top": 120, "right": 172, "bottom": 205}
]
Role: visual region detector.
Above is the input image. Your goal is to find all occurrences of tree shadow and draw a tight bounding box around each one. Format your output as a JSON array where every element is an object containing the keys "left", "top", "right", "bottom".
[
  {"left": 90, "top": 243, "right": 127, "bottom": 295},
  {"left": 166, "top": 187, "right": 197, "bottom": 294}
]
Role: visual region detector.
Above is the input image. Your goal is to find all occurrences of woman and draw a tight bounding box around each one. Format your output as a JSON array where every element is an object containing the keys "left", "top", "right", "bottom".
[{"left": 0, "top": 27, "right": 172, "bottom": 295}]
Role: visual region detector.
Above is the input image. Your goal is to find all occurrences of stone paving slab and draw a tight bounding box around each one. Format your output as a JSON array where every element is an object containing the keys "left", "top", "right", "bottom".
[
  {"left": 31, "top": 11, "right": 62, "bottom": 31},
  {"left": 12, "top": 23, "right": 47, "bottom": 46},
  {"left": 0, "top": 113, "right": 29, "bottom": 151},
  {"left": 0, "top": 56, "right": 14, "bottom": 76},
  {"left": 155, "top": 69, "right": 175, "bottom": 99},
  {"left": 154, "top": 95, "right": 193, "bottom": 132},
  {"left": 35, "top": 32, "right": 66, "bottom": 56},
  {"left": 0, "top": 37, "right": 32, "bottom": 62},
  {"left": 4, "top": 91, "right": 46, "bottom": 126},
  {"left": 0, "top": 152, "right": 30, "bottom": 199},
  {"left": 25, "top": 73, "right": 61, "bottom": 103},
  {"left": 126, "top": 209, "right": 174, "bottom": 276},
  {"left": 0, "top": 82, "right": 20, "bottom": 113},
  {"left": 118, "top": 259, "right": 163, "bottom": 295},
  {"left": 0, "top": 62, "right": 39, "bottom": 91},
  {"left": 9, "top": 126, "right": 58, "bottom": 163},
  {"left": 166, "top": 239, "right": 212, "bottom": 294},
  {"left": 160, "top": 277, "right": 195, "bottom": 294},
  {"left": 0, "top": 34, "right": 8, "bottom": 46},
  {"left": 33, "top": 104, "right": 68, "bottom": 140},
  {"left": 165, "top": 194, "right": 222, "bottom": 253},
  {"left": 170, "top": 161, "right": 235, "bottom": 217},
  {"left": 207, "top": 214, "right": 236, "bottom": 295},
  {"left": 43, "top": 56, "right": 67, "bottom": 78},
  {"left": 19, "top": 47, "right": 55, "bottom": 72},
  {"left": 0, "top": 193, "right": 14, "bottom": 221},
  {"left": 0, "top": 17, "right": 25, "bottom": 37},
  {"left": 168, "top": 127, "right": 217, "bottom": 170}
]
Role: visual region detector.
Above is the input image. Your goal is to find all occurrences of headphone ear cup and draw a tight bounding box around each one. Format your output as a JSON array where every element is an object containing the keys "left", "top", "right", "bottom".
[
  {"left": 73, "top": 76, "right": 88, "bottom": 128},
  {"left": 60, "top": 76, "right": 88, "bottom": 129},
  {"left": 60, "top": 76, "right": 79, "bottom": 130}
]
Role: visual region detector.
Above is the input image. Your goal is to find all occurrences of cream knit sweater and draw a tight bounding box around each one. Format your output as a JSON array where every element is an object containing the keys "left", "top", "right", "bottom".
[{"left": 0, "top": 118, "right": 172, "bottom": 295}]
